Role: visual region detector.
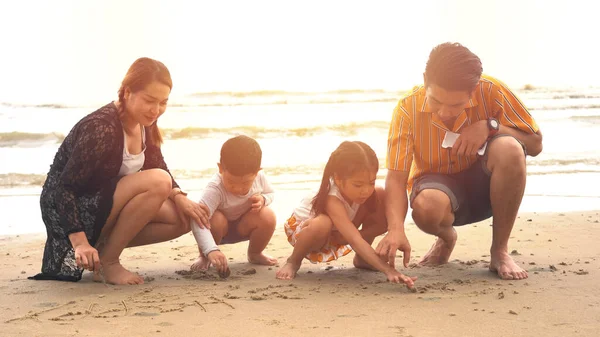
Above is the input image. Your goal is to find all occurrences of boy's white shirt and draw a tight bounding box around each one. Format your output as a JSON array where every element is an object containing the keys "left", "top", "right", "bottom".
[{"left": 191, "top": 171, "right": 275, "bottom": 256}]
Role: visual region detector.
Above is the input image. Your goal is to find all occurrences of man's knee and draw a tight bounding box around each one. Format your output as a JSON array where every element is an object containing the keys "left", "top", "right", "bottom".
[
  {"left": 411, "top": 189, "right": 452, "bottom": 233},
  {"left": 486, "top": 136, "right": 526, "bottom": 174}
]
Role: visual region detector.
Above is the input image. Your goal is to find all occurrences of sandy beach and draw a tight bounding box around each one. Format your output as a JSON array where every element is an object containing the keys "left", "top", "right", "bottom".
[{"left": 1, "top": 210, "right": 598, "bottom": 337}]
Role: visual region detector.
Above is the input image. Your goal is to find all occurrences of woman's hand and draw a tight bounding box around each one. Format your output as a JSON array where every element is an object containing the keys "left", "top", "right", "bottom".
[
  {"left": 173, "top": 195, "right": 211, "bottom": 229},
  {"left": 68, "top": 232, "right": 100, "bottom": 272},
  {"left": 74, "top": 243, "right": 100, "bottom": 272}
]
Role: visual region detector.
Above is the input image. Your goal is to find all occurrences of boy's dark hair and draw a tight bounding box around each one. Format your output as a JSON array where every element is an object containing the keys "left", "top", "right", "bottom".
[
  {"left": 220, "top": 135, "right": 262, "bottom": 176},
  {"left": 425, "top": 42, "right": 483, "bottom": 92},
  {"left": 311, "top": 141, "right": 379, "bottom": 216}
]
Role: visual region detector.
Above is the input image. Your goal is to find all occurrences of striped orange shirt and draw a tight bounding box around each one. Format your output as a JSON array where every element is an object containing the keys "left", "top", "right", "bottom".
[{"left": 386, "top": 74, "right": 540, "bottom": 191}]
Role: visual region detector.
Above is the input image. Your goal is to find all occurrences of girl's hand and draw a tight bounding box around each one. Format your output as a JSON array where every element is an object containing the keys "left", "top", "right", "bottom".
[
  {"left": 174, "top": 195, "right": 211, "bottom": 229},
  {"left": 74, "top": 243, "right": 100, "bottom": 272},
  {"left": 385, "top": 269, "right": 417, "bottom": 290}
]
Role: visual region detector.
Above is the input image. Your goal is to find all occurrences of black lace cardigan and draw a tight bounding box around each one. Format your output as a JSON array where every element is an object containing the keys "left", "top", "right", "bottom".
[{"left": 31, "top": 102, "right": 180, "bottom": 281}]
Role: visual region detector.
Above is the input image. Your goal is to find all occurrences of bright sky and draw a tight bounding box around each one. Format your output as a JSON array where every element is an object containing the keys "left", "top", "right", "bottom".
[{"left": 0, "top": 0, "right": 598, "bottom": 104}]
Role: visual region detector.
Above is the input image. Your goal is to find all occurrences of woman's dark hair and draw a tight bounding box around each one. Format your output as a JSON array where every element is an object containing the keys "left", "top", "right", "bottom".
[
  {"left": 311, "top": 141, "right": 379, "bottom": 216},
  {"left": 117, "top": 57, "right": 172, "bottom": 146},
  {"left": 425, "top": 42, "right": 482, "bottom": 92}
]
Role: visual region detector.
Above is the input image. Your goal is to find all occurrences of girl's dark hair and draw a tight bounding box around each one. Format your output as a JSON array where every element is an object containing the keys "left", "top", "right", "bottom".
[
  {"left": 311, "top": 141, "right": 379, "bottom": 216},
  {"left": 117, "top": 57, "right": 172, "bottom": 146},
  {"left": 425, "top": 42, "right": 482, "bottom": 92}
]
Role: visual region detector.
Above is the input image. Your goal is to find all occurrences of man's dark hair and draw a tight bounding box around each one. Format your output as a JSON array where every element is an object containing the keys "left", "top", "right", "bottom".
[
  {"left": 425, "top": 42, "right": 483, "bottom": 92},
  {"left": 220, "top": 135, "right": 262, "bottom": 176}
]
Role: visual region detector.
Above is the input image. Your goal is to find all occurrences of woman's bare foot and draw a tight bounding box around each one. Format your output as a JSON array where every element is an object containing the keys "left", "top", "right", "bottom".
[
  {"left": 248, "top": 252, "right": 277, "bottom": 266},
  {"left": 419, "top": 229, "right": 457, "bottom": 266},
  {"left": 99, "top": 261, "right": 144, "bottom": 285},
  {"left": 276, "top": 260, "right": 301, "bottom": 280},
  {"left": 191, "top": 255, "right": 211, "bottom": 272},
  {"left": 490, "top": 250, "right": 528, "bottom": 280}
]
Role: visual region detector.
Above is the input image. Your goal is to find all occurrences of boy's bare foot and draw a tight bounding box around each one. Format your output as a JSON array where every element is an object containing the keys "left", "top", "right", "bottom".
[
  {"left": 97, "top": 261, "right": 144, "bottom": 285},
  {"left": 490, "top": 250, "right": 528, "bottom": 280},
  {"left": 419, "top": 229, "right": 457, "bottom": 266},
  {"left": 191, "top": 256, "right": 211, "bottom": 272},
  {"left": 248, "top": 252, "right": 277, "bottom": 266},
  {"left": 353, "top": 254, "right": 379, "bottom": 271},
  {"left": 276, "top": 261, "right": 301, "bottom": 280}
]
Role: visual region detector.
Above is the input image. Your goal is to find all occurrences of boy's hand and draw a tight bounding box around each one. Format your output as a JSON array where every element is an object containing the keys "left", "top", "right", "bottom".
[
  {"left": 207, "top": 250, "right": 230, "bottom": 278},
  {"left": 249, "top": 194, "right": 265, "bottom": 212}
]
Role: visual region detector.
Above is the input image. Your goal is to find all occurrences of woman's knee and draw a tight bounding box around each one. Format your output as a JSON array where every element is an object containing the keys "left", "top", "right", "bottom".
[
  {"left": 146, "top": 169, "right": 173, "bottom": 198},
  {"left": 411, "top": 189, "right": 451, "bottom": 231}
]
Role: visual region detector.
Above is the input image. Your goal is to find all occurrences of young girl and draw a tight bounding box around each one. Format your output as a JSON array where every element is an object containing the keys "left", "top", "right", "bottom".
[{"left": 276, "top": 141, "right": 416, "bottom": 289}]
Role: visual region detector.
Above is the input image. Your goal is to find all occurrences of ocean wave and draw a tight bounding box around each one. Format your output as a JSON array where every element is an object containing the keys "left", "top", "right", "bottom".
[
  {"left": 569, "top": 115, "right": 600, "bottom": 123},
  {"left": 0, "top": 132, "right": 64, "bottom": 146},
  {"left": 3, "top": 87, "right": 600, "bottom": 110},
  {"left": 162, "top": 121, "right": 390, "bottom": 139},
  {"left": 3, "top": 162, "right": 599, "bottom": 188}
]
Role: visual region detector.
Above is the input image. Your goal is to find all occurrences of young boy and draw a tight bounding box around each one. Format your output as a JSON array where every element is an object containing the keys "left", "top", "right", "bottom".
[{"left": 190, "top": 135, "right": 277, "bottom": 275}]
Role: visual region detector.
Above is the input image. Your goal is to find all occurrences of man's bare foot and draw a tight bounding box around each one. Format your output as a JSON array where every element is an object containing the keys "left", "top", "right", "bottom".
[
  {"left": 490, "top": 251, "right": 528, "bottom": 280},
  {"left": 191, "top": 256, "right": 211, "bottom": 272},
  {"left": 353, "top": 254, "right": 381, "bottom": 271},
  {"left": 419, "top": 229, "right": 457, "bottom": 266},
  {"left": 276, "top": 260, "right": 301, "bottom": 280},
  {"left": 98, "top": 261, "right": 144, "bottom": 285},
  {"left": 248, "top": 252, "right": 277, "bottom": 266}
]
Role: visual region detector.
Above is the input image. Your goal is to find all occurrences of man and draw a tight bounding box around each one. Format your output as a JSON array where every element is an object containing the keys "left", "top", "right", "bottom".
[{"left": 376, "top": 42, "right": 543, "bottom": 280}]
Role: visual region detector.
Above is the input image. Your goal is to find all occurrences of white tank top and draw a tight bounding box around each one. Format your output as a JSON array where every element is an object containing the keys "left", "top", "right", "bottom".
[{"left": 118, "top": 127, "right": 146, "bottom": 176}]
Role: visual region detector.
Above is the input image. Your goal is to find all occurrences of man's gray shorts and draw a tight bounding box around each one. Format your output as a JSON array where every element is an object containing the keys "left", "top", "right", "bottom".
[{"left": 409, "top": 135, "right": 526, "bottom": 226}]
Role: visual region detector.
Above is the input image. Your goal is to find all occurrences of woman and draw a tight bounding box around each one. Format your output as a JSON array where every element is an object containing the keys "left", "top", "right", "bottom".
[{"left": 31, "top": 57, "right": 208, "bottom": 285}]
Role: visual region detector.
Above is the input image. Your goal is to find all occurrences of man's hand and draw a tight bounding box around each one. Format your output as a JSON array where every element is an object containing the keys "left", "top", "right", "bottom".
[
  {"left": 452, "top": 120, "right": 488, "bottom": 157},
  {"left": 375, "top": 230, "right": 412, "bottom": 268},
  {"left": 249, "top": 194, "right": 265, "bottom": 212}
]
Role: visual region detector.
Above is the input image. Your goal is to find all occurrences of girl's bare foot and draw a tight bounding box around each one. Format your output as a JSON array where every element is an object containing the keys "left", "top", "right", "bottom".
[
  {"left": 100, "top": 261, "right": 144, "bottom": 285},
  {"left": 276, "top": 260, "right": 301, "bottom": 280},
  {"left": 248, "top": 252, "right": 277, "bottom": 266},
  {"left": 191, "top": 256, "right": 211, "bottom": 272}
]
